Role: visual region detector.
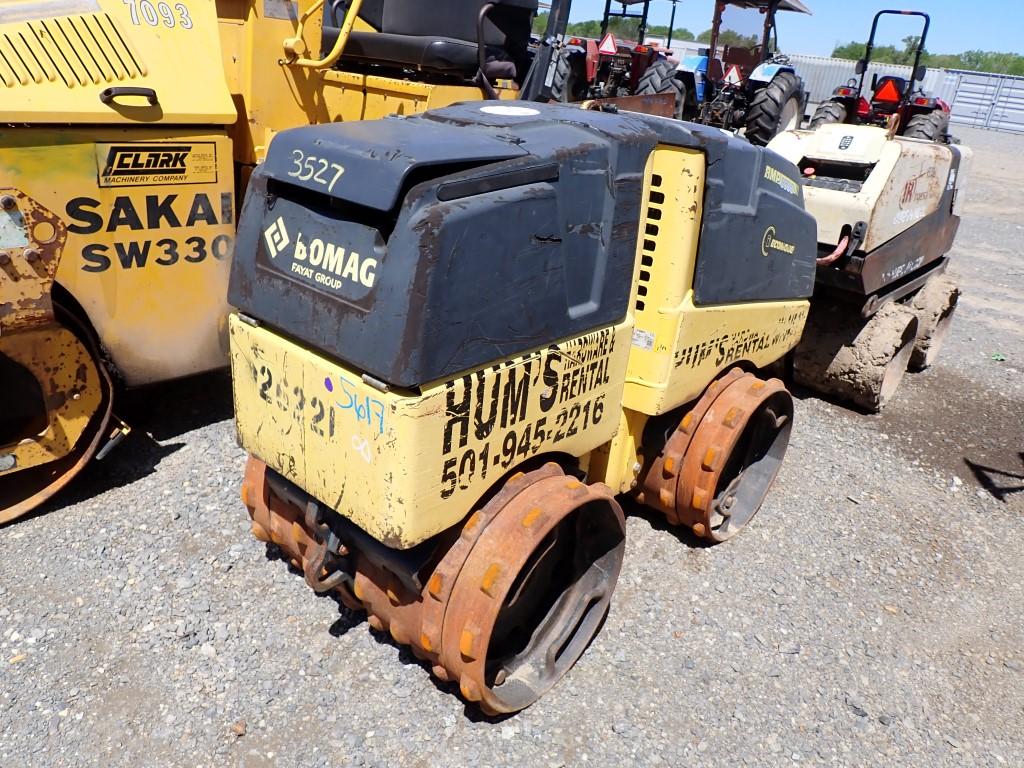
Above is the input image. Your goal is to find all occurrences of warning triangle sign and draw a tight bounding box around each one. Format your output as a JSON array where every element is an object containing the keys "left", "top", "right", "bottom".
[
  {"left": 724, "top": 65, "right": 743, "bottom": 85},
  {"left": 874, "top": 78, "right": 901, "bottom": 102},
  {"left": 598, "top": 33, "right": 618, "bottom": 55}
]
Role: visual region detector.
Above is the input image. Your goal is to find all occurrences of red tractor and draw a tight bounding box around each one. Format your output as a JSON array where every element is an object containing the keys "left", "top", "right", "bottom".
[
  {"left": 809, "top": 10, "right": 952, "bottom": 142},
  {"left": 549, "top": 1, "right": 672, "bottom": 106}
]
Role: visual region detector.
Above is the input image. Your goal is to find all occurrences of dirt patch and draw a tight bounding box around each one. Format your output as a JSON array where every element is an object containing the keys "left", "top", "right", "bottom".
[{"left": 873, "top": 365, "right": 1024, "bottom": 503}]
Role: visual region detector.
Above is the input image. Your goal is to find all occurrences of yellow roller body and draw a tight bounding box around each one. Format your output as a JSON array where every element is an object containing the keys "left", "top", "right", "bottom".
[{"left": 231, "top": 316, "right": 632, "bottom": 548}]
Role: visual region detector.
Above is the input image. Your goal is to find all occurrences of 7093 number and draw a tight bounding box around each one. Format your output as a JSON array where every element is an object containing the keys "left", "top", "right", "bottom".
[{"left": 123, "top": 0, "right": 192, "bottom": 28}]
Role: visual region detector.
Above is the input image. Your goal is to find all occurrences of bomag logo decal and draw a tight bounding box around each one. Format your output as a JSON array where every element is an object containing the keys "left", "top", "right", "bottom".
[
  {"left": 290, "top": 233, "right": 377, "bottom": 290},
  {"left": 761, "top": 226, "right": 796, "bottom": 257},
  {"left": 96, "top": 142, "right": 218, "bottom": 188},
  {"left": 763, "top": 165, "right": 798, "bottom": 196},
  {"left": 264, "top": 216, "right": 290, "bottom": 259},
  {"left": 262, "top": 215, "right": 378, "bottom": 299}
]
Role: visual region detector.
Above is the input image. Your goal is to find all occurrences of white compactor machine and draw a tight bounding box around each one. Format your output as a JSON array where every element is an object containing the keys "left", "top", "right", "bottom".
[{"left": 768, "top": 122, "right": 971, "bottom": 410}]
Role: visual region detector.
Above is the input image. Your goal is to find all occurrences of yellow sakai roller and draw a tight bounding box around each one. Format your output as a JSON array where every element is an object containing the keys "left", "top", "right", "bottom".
[{"left": 0, "top": 0, "right": 565, "bottom": 521}]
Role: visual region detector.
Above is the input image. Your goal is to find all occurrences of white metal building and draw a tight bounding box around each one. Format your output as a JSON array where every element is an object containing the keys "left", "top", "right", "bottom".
[{"left": 945, "top": 70, "right": 1024, "bottom": 133}]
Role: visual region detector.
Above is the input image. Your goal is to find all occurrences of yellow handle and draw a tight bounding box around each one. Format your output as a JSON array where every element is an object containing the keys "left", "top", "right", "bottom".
[
  {"left": 284, "top": 0, "right": 364, "bottom": 69},
  {"left": 886, "top": 112, "right": 901, "bottom": 139}
]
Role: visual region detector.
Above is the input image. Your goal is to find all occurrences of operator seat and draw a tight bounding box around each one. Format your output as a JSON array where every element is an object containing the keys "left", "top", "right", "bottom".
[{"left": 324, "top": 0, "right": 538, "bottom": 80}]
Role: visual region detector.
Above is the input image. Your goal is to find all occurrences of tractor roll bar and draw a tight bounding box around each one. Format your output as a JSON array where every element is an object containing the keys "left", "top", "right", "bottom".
[
  {"left": 600, "top": 0, "right": 651, "bottom": 45},
  {"left": 858, "top": 10, "right": 931, "bottom": 104}
]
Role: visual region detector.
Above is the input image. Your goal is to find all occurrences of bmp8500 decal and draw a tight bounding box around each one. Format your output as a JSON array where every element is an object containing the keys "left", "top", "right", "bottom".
[{"left": 66, "top": 192, "right": 233, "bottom": 273}]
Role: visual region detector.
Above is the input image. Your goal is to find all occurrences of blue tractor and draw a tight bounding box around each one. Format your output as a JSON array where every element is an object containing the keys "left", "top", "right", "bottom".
[{"left": 637, "top": 0, "right": 811, "bottom": 145}]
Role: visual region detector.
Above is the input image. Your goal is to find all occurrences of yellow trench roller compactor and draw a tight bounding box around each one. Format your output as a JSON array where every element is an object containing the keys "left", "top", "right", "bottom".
[{"left": 229, "top": 101, "right": 819, "bottom": 712}]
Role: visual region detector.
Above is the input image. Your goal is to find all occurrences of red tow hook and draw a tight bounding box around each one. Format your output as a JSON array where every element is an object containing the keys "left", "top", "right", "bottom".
[{"left": 817, "top": 234, "right": 850, "bottom": 266}]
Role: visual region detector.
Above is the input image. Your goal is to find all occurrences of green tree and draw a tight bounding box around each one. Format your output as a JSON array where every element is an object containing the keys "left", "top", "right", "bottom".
[
  {"left": 829, "top": 40, "right": 911, "bottom": 65},
  {"left": 696, "top": 28, "right": 757, "bottom": 48},
  {"left": 832, "top": 41, "right": 866, "bottom": 60},
  {"left": 567, "top": 19, "right": 604, "bottom": 38},
  {"left": 538, "top": 15, "right": 696, "bottom": 44},
  {"left": 696, "top": 28, "right": 758, "bottom": 48},
  {"left": 645, "top": 24, "right": 696, "bottom": 42},
  {"left": 895, "top": 36, "right": 925, "bottom": 65},
  {"left": 964, "top": 51, "right": 1024, "bottom": 75},
  {"left": 532, "top": 11, "right": 548, "bottom": 35},
  {"left": 830, "top": 39, "right": 1024, "bottom": 75}
]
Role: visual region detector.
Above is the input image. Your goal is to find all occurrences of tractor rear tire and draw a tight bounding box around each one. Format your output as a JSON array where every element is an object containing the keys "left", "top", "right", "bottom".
[
  {"left": 636, "top": 59, "right": 685, "bottom": 119},
  {"left": 903, "top": 110, "right": 950, "bottom": 142},
  {"left": 549, "top": 49, "right": 574, "bottom": 103},
  {"left": 744, "top": 71, "right": 803, "bottom": 146},
  {"left": 808, "top": 99, "right": 848, "bottom": 129}
]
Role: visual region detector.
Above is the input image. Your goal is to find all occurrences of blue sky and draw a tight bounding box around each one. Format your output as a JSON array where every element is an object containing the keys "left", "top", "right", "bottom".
[{"left": 562, "top": 1, "right": 1023, "bottom": 56}]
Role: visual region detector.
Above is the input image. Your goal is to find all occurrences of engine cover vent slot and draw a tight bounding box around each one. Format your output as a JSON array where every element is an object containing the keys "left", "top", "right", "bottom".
[{"left": 0, "top": 13, "right": 145, "bottom": 89}]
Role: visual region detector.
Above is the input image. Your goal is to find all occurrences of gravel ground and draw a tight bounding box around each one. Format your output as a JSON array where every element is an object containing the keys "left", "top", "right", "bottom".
[{"left": 2, "top": 126, "right": 1022, "bottom": 768}]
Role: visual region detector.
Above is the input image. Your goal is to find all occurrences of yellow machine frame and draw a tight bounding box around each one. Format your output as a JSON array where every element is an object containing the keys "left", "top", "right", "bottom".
[{"left": 231, "top": 145, "right": 809, "bottom": 547}]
